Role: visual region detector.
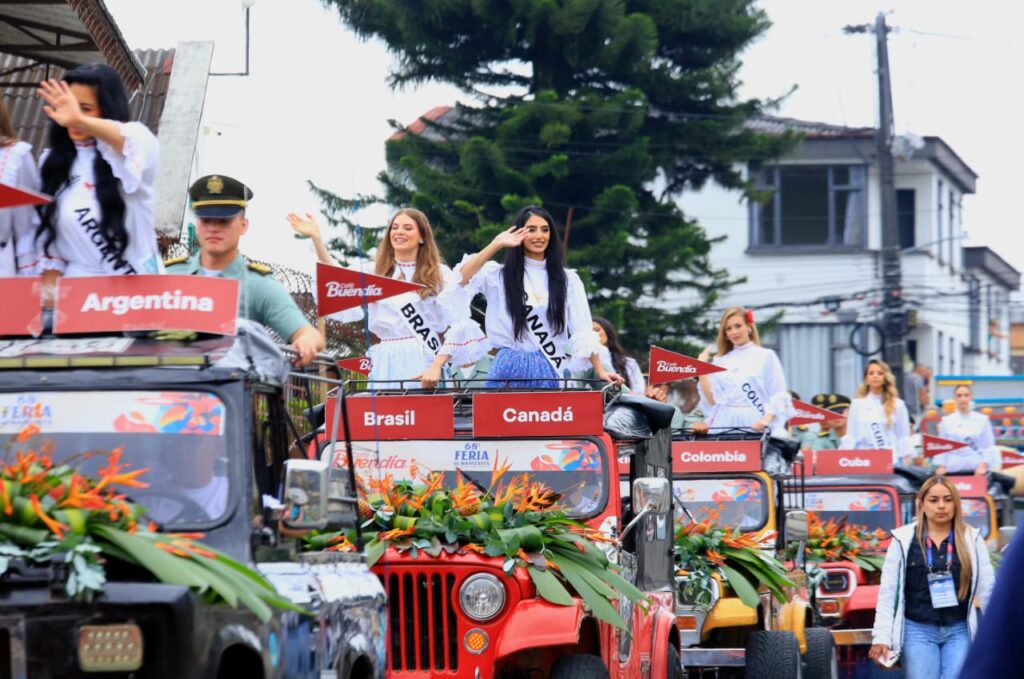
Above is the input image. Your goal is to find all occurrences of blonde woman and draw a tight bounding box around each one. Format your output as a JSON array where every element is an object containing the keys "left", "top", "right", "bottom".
[
  {"left": 870, "top": 476, "right": 994, "bottom": 677},
  {"left": 288, "top": 208, "right": 485, "bottom": 388},
  {"left": 935, "top": 384, "right": 999, "bottom": 475},
  {"left": 696, "top": 307, "right": 792, "bottom": 437},
  {"left": 840, "top": 359, "right": 914, "bottom": 465}
]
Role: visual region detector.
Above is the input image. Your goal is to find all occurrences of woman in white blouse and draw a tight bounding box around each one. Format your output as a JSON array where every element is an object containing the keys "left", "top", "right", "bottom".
[
  {"left": 288, "top": 208, "right": 485, "bottom": 388},
  {"left": 457, "top": 206, "right": 621, "bottom": 389},
  {"left": 592, "top": 316, "right": 645, "bottom": 393},
  {"left": 840, "top": 359, "right": 915, "bottom": 465},
  {"left": 696, "top": 307, "right": 793, "bottom": 437},
  {"left": 33, "top": 64, "right": 162, "bottom": 280},
  {"left": 935, "top": 383, "right": 999, "bottom": 475},
  {"left": 0, "top": 99, "right": 40, "bottom": 276}
]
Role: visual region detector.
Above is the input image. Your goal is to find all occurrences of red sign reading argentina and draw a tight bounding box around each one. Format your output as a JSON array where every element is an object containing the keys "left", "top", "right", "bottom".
[
  {"left": 789, "top": 400, "right": 846, "bottom": 427},
  {"left": 951, "top": 476, "right": 988, "bottom": 498},
  {"left": 316, "top": 262, "right": 424, "bottom": 315},
  {"left": 814, "top": 449, "right": 892, "bottom": 475},
  {"left": 473, "top": 391, "right": 604, "bottom": 438},
  {"left": 337, "top": 356, "right": 371, "bottom": 375},
  {"left": 0, "top": 278, "right": 44, "bottom": 337},
  {"left": 325, "top": 394, "right": 454, "bottom": 440},
  {"left": 53, "top": 275, "right": 240, "bottom": 335},
  {"left": 671, "top": 439, "right": 761, "bottom": 473},
  {"left": 922, "top": 434, "right": 970, "bottom": 459},
  {"left": 648, "top": 346, "right": 725, "bottom": 386}
]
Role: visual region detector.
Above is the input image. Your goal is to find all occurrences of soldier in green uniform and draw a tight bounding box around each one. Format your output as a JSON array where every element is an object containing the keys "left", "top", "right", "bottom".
[
  {"left": 166, "top": 175, "right": 324, "bottom": 365},
  {"left": 792, "top": 392, "right": 850, "bottom": 451}
]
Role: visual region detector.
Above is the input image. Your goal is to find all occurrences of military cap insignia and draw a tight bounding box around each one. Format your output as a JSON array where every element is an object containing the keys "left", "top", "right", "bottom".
[{"left": 207, "top": 175, "right": 225, "bottom": 194}]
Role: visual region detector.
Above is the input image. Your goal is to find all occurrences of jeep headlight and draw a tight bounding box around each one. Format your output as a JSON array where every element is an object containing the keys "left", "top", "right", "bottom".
[{"left": 459, "top": 573, "right": 506, "bottom": 621}]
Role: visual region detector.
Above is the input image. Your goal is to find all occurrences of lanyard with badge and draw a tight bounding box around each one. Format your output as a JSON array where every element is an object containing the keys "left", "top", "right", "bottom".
[{"left": 926, "top": 530, "right": 959, "bottom": 608}]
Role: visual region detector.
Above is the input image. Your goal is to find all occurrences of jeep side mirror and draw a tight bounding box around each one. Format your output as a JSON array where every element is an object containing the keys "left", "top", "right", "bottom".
[
  {"left": 785, "top": 509, "right": 809, "bottom": 542},
  {"left": 326, "top": 467, "right": 358, "bottom": 529},
  {"left": 621, "top": 477, "right": 670, "bottom": 539},
  {"left": 283, "top": 459, "right": 328, "bottom": 530}
]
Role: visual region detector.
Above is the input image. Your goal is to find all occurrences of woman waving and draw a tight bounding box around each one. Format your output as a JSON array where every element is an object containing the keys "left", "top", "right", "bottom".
[
  {"left": 696, "top": 307, "right": 792, "bottom": 437},
  {"left": 289, "top": 208, "right": 485, "bottom": 388},
  {"left": 457, "top": 206, "right": 621, "bottom": 389},
  {"left": 840, "top": 359, "right": 915, "bottom": 465}
]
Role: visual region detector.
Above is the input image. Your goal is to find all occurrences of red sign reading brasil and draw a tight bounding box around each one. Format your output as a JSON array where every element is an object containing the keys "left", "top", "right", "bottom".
[
  {"left": 316, "top": 262, "right": 424, "bottom": 316},
  {"left": 53, "top": 275, "right": 240, "bottom": 335},
  {"left": 922, "top": 434, "right": 970, "bottom": 459},
  {"left": 337, "top": 356, "right": 371, "bottom": 375},
  {"left": 671, "top": 439, "right": 762, "bottom": 473},
  {"left": 472, "top": 392, "right": 604, "bottom": 438},
  {"left": 814, "top": 449, "right": 892, "bottom": 476},
  {"left": 0, "top": 278, "right": 44, "bottom": 337},
  {"left": 789, "top": 400, "right": 846, "bottom": 427},
  {"left": 648, "top": 345, "right": 725, "bottom": 386},
  {"left": 950, "top": 476, "right": 988, "bottom": 498},
  {"left": 325, "top": 394, "right": 454, "bottom": 440}
]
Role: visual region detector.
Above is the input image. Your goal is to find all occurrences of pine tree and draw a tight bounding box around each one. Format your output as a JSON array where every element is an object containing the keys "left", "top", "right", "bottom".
[{"left": 317, "top": 0, "right": 796, "bottom": 355}]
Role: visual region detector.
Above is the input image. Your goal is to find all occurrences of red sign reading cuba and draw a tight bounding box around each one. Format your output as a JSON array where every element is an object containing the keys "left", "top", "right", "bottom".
[
  {"left": 789, "top": 400, "right": 846, "bottom": 427},
  {"left": 0, "top": 278, "right": 44, "bottom": 336},
  {"left": 648, "top": 345, "right": 725, "bottom": 386},
  {"left": 671, "top": 439, "right": 761, "bottom": 473},
  {"left": 472, "top": 391, "right": 603, "bottom": 438},
  {"left": 922, "top": 434, "right": 969, "bottom": 459},
  {"left": 814, "top": 449, "right": 892, "bottom": 475},
  {"left": 951, "top": 476, "right": 988, "bottom": 498},
  {"left": 316, "top": 262, "right": 424, "bottom": 316},
  {"left": 337, "top": 356, "right": 371, "bottom": 375},
  {"left": 325, "top": 394, "right": 454, "bottom": 440},
  {"left": 53, "top": 275, "right": 240, "bottom": 335}
]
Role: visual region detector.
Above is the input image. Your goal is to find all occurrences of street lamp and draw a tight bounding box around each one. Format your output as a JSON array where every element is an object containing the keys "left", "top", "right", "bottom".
[{"left": 211, "top": 0, "right": 255, "bottom": 77}]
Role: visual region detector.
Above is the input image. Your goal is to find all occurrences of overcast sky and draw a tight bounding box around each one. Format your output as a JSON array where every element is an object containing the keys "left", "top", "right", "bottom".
[{"left": 105, "top": 0, "right": 1024, "bottom": 275}]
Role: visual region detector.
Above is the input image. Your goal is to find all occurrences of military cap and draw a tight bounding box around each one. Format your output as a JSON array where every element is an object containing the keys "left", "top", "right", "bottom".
[
  {"left": 811, "top": 392, "right": 829, "bottom": 408},
  {"left": 826, "top": 393, "right": 851, "bottom": 412},
  {"left": 189, "top": 174, "right": 253, "bottom": 218}
]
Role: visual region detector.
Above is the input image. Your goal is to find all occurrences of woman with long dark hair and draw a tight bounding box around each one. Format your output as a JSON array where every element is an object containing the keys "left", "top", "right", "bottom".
[
  {"left": 32, "top": 64, "right": 161, "bottom": 278},
  {"left": 288, "top": 208, "right": 485, "bottom": 388},
  {"left": 591, "top": 316, "right": 645, "bottom": 392},
  {"left": 0, "top": 98, "right": 40, "bottom": 276},
  {"left": 840, "top": 359, "right": 915, "bottom": 465},
  {"left": 457, "top": 206, "right": 621, "bottom": 388}
]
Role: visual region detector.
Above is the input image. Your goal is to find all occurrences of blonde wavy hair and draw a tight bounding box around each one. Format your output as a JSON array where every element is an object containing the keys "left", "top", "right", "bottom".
[
  {"left": 375, "top": 208, "right": 444, "bottom": 299},
  {"left": 855, "top": 359, "right": 900, "bottom": 427},
  {"left": 716, "top": 307, "right": 760, "bottom": 356},
  {"left": 915, "top": 475, "right": 972, "bottom": 600}
]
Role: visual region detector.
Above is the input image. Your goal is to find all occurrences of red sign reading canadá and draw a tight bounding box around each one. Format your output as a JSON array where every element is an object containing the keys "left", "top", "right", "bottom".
[
  {"left": 472, "top": 391, "right": 604, "bottom": 437},
  {"left": 53, "top": 275, "right": 240, "bottom": 335},
  {"left": 316, "top": 262, "right": 424, "bottom": 315},
  {"left": 922, "top": 434, "right": 970, "bottom": 458},
  {"left": 789, "top": 400, "right": 846, "bottom": 427},
  {"left": 647, "top": 345, "right": 725, "bottom": 386},
  {"left": 814, "top": 449, "right": 892, "bottom": 475},
  {"left": 0, "top": 278, "right": 44, "bottom": 337},
  {"left": 671, "top": 439, "right": 761, "bottom": 473},
  {"left": 337, "top": 356, "right": 371, "bottom": 375},
  {"left": 325, "top": 394, "right": 454, "bottom": 440},
  {"left": 951, "top": 476, "right": 988, "bottom": 498}
]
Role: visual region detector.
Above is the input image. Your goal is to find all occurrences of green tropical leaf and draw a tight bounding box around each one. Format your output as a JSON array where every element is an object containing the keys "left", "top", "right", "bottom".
[
  {"left": 527, "top": 563, "right": 575, "bottom": 606},
  {"left": 366, "top": 538, "right": 387, "bottom": 566},
  {"left": 551, "top": 552, "right": 627, "bottom": 631},
  {"left": 719, "top": 564, "right": 761, "bottom": 609}
]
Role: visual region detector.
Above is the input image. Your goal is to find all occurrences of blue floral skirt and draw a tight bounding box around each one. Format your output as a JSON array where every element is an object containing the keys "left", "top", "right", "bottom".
[{"left": 485, "top": 348, "right": 558, "bottom": 389}]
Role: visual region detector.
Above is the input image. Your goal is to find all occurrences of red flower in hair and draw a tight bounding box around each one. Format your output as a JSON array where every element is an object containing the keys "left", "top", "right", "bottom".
[{"left": 745, "top": 309, "right": 755, "bottom": 325}]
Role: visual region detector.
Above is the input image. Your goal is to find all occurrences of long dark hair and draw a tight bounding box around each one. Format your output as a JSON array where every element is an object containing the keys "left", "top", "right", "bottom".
[
  {"left": 503, "top": 206, "right": 568, "bottom": 339},
  {"left": 37, "top": 63, "right": 131, "bottom": 262},
  {"left": 593, "top": 316, "right": 629, "bottom": 376}
]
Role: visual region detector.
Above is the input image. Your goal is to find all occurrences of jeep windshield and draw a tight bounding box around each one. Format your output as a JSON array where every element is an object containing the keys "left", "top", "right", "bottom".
[
  {"left": 0, "top": 390, "right": 228, "bottom": 527},
  {"left": 961, "top": 498, "right": 991, "bottom": 539},
  {"left": 326, "top": 438, "right": 608, "bottom": 519},
  {"left": 672, "top": 475, "right": 768, "bottom": 532},
  {"left": 805, "top": 488, "right": 897, "bottom": 533}
]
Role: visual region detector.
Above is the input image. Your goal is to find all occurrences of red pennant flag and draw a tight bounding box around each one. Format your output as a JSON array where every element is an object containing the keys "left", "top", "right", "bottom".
[
  {"left": 648, "top": 345, "right": 725, "bottom": 386},
  {"left": 1001, "top": 449, "right": 1024, "bottom": 469},
  {"left": 922, "top": 434, "right": 970, "bottom": 459},
  {"left": 316, "top": 262, "right": 424, "bottom": 315},
  {"left": 789, "top": 400, "right": 847, "bottom": 426},
  {"left": 337, "top": 356, "right": 371, "bottom": 375},
  {"left": 0, "top": 182, "right": 52, "bottom": 209}
]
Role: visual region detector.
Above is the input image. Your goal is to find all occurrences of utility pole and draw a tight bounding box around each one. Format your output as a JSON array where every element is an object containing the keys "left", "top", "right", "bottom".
[{"left": 844, "top": 13, "right": 904, "bottom": 392}]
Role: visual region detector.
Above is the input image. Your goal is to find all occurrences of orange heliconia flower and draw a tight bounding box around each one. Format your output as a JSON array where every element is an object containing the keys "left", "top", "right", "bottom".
[
  {"left": 29, "top": 494, "right": 68, "bottom": 539},
  {"left": 378, "top": 525, "right": 416, "bottom": 541},
  {"left": 705, "top": 549, "right": 726, "bottom": 567},
  {"left": 16, "top": 423, "right": 40, "bottom": 442}
]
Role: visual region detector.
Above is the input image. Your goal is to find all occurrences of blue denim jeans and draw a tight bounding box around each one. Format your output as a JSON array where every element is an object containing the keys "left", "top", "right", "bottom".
[{"left": 902, "top": 618, "right": 969, "bottom": 679}]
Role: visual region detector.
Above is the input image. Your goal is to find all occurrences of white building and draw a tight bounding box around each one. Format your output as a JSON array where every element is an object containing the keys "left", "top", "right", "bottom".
[{"left": 668, "top": 116, "right": 1020, "bottom": 398}]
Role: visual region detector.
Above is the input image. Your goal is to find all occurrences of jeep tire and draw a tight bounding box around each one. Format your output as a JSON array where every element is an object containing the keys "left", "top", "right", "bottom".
[
  {"left": 550, "top": 654, "right": 609, "bottom": 679},
  {"left": 802, "top": 627, "right": 838, "bottom": 679},
  {"left": 667, "top": 642, "right": 684, "bottom": 679},
  {"left": 744, "top": 630, "right": 802, "bottom": 679}
]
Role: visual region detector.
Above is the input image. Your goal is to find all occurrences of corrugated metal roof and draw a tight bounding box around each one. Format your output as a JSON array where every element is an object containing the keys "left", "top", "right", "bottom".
[
  {"left": 745, "top": 115, "right": 875, "bottom": 139},
  {"left": 1, "top": 47, "right": 173, "bottom": 153}
]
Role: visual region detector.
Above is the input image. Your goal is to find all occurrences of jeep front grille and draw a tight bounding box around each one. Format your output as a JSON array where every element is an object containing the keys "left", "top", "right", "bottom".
[{"left": 383, "top": 571, "right": 458, "bottom": 672}]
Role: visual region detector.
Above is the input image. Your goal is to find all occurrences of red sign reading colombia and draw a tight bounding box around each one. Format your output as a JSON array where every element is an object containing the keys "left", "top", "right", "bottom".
[
  {"left": 472, "top": 391, "right": 603, "bottom": 437},
  {"left": 814, "top": 449, "right": 892, "bottom": 475},
  {"left": 53, "top": 275, "right": 240, "bottom": 335},
  {"left": 325, "top": 394, "right": 454, "bottom": 440},
  {"left": 671, "top": 439, "right": 761, "bottom": 473}
]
